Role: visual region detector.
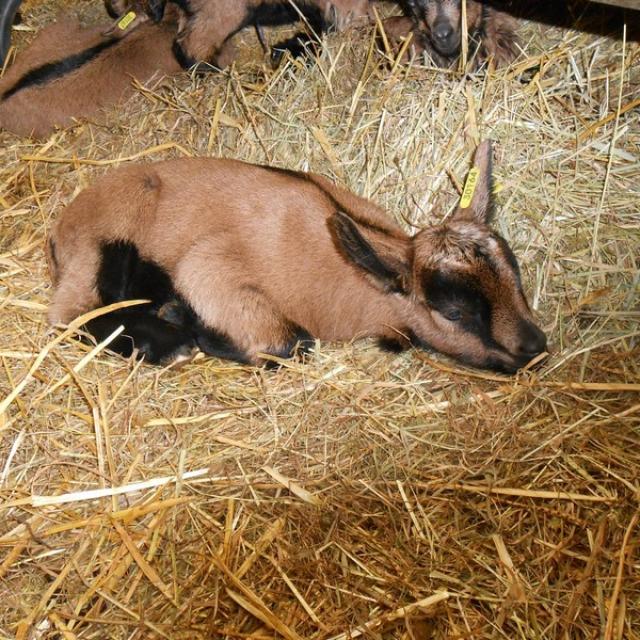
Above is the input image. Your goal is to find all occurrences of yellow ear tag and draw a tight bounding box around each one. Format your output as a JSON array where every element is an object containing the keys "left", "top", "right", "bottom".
[
  {"left": 117, "top": 11, "right": 137, "bottom": 31},
  {"left": 460, "top": 167, "right": 480, "bottom": 209}
]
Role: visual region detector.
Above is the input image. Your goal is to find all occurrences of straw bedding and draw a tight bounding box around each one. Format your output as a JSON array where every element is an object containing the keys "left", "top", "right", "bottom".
[{"left": 1, "top": 1, "right": 639, "bottom": 638}]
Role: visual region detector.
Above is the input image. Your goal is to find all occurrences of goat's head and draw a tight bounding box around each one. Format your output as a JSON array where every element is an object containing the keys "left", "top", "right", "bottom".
[
  {"left": 103, "top": 0, "right": 166, "bottom": 23},
  {"left": 403, "top": 0, "right": 483, "bottom": 58},
  {"left": 330, "top": 141, "right": 546, "bottom": 373}
]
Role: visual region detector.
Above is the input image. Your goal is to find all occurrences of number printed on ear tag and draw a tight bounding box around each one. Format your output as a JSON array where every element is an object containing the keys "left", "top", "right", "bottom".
[
  {"left": 117, "top": 11, "right": 137, "bottom": 30},
  {"left": 460, "top": 167, "right": 480, "bottom": 209}
]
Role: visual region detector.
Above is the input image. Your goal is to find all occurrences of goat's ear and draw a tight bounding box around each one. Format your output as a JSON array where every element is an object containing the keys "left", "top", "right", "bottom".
[
  {"left": 329, "top": 211, "right": 411, "bottom": 293},
  {"left": 453, "top": 140, "right": 495, "bottom": 224}
]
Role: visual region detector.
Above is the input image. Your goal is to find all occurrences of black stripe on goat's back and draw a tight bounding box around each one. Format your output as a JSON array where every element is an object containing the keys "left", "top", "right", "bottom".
[
  {"left": 259, "top": 164, "right": 307, "bottom": 181},
  {"left": 2, "top": 37, "right": 119, "bottom": 100}
]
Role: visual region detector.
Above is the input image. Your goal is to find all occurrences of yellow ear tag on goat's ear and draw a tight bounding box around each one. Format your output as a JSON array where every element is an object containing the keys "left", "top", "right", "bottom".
[
  {"left": 117, "top": 11, "right": 137, "bottom": 31},
  {"left": 459, "top": 167, "right": 480, "bottom": 209}
]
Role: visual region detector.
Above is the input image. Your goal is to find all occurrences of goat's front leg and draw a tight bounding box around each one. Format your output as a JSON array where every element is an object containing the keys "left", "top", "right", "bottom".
[{"left": 173, "top": 238, "right": 314, "bottom": 365}]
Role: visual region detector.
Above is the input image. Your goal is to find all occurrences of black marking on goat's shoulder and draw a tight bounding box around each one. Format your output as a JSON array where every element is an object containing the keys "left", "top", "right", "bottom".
[{"left": 2, "top": 37, "right": 119, "bottom": 101}]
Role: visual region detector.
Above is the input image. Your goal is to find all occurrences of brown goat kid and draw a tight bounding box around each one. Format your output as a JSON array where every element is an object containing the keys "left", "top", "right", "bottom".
[
  {"left": 105, "top": 0, "right": 371, "bottom": 69},
  {"left": 384, "top": 0, "right": 518, "bottom": 68},
  {"left": 0, "top": 15, "right": 180, "bottom": 138},
  {"left": 47, "top": 142, "right": 546, "bottom": 373}
]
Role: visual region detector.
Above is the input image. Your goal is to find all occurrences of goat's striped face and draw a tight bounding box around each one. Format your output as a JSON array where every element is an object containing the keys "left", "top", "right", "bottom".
[
  {"left": 405, "top": 0, "right": 483, "bottom": 57},
  {"left": 330, "top": 141, "right": 547, "bottom": 373},
  {"left": 410, "top": 221, "right": 546, "bottom": 373}
]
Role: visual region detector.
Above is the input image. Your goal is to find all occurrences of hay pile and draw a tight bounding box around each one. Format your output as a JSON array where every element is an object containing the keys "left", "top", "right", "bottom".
[{"left": 1, "top": 1, "right": 639, "bottom": 638}]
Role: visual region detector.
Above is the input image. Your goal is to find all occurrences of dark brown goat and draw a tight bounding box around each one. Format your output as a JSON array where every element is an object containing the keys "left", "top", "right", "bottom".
[
  {"left": 0, "top": 15, "right": 180, "bottom": 138},
  {"left": 47, "top": 142, "right": 546, "bottom": 373},
  {"left": 383, "top": 0, "right": 518, "bottom": 68},
  {"left": 105, "top": 0, "right": 371, "bottom": 69}
]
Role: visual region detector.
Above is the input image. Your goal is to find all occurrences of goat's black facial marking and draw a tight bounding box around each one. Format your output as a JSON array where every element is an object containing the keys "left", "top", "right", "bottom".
[
  {"left": 422, "top": 269, "right": 495, "bottom": 347},
  {"left": 2, "top": 38, "right": 119, "bottom": 100},
  {"left": 430, "top": 3, "right": 461, "bottom": 56},
  {"left": 516, "top": 320, "right": 547, "bottom": 358}
]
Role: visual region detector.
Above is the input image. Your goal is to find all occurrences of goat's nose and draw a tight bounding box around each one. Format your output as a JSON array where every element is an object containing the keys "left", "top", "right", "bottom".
[
  {"left": 432, "top": 22, "right": 454, "bottom": 43},
  {"left": 517, "top": 322, "right": 547, "bottom": 356}
]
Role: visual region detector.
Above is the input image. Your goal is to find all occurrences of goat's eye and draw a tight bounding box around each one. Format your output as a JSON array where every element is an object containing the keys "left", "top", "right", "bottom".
[{"left": 443, "top": 309, "right": 462, "bottom": 322}]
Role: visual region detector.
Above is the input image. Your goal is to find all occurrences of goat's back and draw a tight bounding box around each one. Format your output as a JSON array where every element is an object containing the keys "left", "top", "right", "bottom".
[{"left": 51, "top": 158, "right": 406, "bottom": 337}]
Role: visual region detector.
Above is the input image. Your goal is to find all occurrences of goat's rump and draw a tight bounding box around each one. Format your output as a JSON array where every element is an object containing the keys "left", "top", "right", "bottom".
[{"left": 0, "top": 14, "right": 181, "bottom": 138}]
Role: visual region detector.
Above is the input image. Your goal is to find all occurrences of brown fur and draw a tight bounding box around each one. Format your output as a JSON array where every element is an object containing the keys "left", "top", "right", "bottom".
[
  {"left": 0, "top": 16, "right": 181, "bottom": 139},
  {"left": 108, "top": 0, "right": 371, "bottom": 68},
  {"left": 383, "top": 0, "right": 518, "bottom": 68},
  {"left": 47, "top": 143, "right": 546, "bottom": 372}
]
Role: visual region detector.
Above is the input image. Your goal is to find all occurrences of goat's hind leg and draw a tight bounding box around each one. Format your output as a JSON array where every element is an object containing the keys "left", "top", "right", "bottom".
[{"left": 84, "top": 307, "right": 196, "bottom": 364}]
